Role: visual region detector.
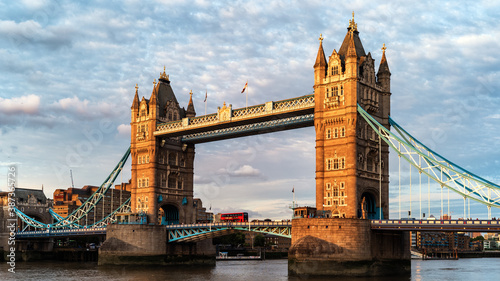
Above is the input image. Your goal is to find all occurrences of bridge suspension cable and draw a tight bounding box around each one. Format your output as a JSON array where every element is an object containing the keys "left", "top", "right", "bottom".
[
  {"left": 14, "top": 147, "right": 131, "bottom": 229},
  {"left": 358, "top": 105, "right": 500, "bottom": 219}
]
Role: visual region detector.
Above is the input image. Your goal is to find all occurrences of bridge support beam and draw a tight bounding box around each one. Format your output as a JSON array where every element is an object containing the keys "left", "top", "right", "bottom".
[
  {"left": 99, "top": 224, "right": 215, "bottom": 266},
  {"left": 288, "top": 218, "right": 410, "bottom": 277}
]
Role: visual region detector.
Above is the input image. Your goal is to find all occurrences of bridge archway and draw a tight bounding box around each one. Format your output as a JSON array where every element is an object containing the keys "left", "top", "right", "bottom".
[
  {"left": 360, "top": 192, "right": 377, "bottom": 219},
  {"left": 160, "top": 204, "right": 179, "bottom": 225}
]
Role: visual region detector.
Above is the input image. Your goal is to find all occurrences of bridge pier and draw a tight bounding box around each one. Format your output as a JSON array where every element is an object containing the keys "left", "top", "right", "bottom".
[
  {"left": 288, "top": 218, "right": 410, "bottom": 277},
  {"left": 99, "top": 224, "right": 215, "bottom": 266}
]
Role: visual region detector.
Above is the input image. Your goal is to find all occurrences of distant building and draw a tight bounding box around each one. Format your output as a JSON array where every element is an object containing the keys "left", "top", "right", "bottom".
[
  {"left": 193, "top": 198, "right": 213, "bottom": 223},
  {"left": 53, "top": 182, "right": 131, "bottom": 226},
  {"left": 264, "top": 234, "right": 291, "bottom": 250},
  {"left": 483, "top": 234, "right": 500, "bottom": 250},
  {"left": 292, "top": 206, "right": 317, "bottom": 219},
  {"left": 415, "top": 231, "right": 471, "bottom": 253},
  {"left": 0, "top": 188, "right": 53, "bottom": 252}
]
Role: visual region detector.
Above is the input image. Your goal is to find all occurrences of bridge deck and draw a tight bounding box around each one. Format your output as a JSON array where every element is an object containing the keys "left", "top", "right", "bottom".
[
  {"left": 16, "top": 219, "right": 500, "bottom": 239},
  {"left": 371, "top": 219, "right": 500, "bottom": 232}
]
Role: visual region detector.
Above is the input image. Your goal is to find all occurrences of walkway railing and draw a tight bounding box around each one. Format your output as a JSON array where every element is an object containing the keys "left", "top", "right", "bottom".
[
  {"left": 371, "top": 219, "right": 500, "bottom": 232},
  {"left": 155, "top": 95, "right": 314, "bottom": 136}
]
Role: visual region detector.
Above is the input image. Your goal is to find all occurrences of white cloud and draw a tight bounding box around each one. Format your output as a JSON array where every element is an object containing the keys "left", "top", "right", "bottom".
[
  {"left": 117, "top": 124, "right": 131, "bottom": 136},
  {"left": 233, "top": 165, "right": 261, "bottom": 177},
  {"left": 53, "top": 96, "right": 89, "bottom": 114},
  {"left": 216, "top": 164, "right": 261, "bottom": 177},
  {"left": 0, "top": 94, "right": 40, "bottom": 114}
]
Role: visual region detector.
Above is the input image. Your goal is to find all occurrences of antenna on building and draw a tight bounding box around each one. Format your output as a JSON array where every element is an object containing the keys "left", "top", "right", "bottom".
[{"left": 70, "top": 169, "right": 75, "bottom": 188}]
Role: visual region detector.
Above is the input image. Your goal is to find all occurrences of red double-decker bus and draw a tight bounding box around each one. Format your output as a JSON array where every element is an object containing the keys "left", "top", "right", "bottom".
[{"left": 220, "top": 212, "right": 248, "bottom": 222}]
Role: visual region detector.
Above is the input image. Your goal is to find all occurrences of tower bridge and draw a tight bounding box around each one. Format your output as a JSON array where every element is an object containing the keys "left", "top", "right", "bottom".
[{"left": 10, "top": 14, "right": 500, "bottom": 277}]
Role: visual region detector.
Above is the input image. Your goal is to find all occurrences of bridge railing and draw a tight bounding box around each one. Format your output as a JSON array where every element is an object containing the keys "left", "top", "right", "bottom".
[
  {"left": 371, "top": 219, "right": 500, "bottom": 225},
  {"left": 155, "top": 95, "right": 315, "bottom": 135},
  {"left": 165, "top": 221, "right": 292, "bottom": 229}
]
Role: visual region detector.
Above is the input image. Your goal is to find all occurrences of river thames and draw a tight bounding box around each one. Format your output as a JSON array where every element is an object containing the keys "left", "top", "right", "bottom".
[{"left": 2, "top": 258, "right": 500, "bottom": 280}]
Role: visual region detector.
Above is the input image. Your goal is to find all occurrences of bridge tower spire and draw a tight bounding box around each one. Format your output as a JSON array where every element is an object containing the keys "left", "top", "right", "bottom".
[{"left": 313, "top": 15, "right": 390, "bottom": 220}]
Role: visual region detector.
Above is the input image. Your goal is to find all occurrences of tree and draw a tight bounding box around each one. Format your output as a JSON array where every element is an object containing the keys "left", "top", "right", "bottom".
[
  {"left": 471, "top": 235, "right": 484, "bottom": 242},
  {"left": 213, "top": 233, "right": 246, "bottom": 247},
  {"left": 254, "top": 234, "right": 265, "bottom": 247}
]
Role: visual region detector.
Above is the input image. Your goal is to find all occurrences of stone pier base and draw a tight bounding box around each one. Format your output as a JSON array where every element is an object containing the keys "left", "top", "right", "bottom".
[
  {"left": 99, "top": 224, "right": 215, "bottom": 266},
  {"left": 288, "top": 218, "right": 410, "bottom": 277}
]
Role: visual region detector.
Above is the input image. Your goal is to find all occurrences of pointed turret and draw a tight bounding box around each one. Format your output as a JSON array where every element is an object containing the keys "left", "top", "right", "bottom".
[
  {"left": 314, "top": 34, "right": 327, "bottom": 85},
  {"left": 186, "top": 90, "right": 196, "bottom": 118},
  {"left": 377, "top": 44, "right": 391, "bottom": 92},
  {"left": 150, "top": 79, "right": 158, "bottom": 104},
  {"left": 131, "top": 84, "right": 140, "bottom": 110},
  {"left": 345, "top": 31, "right": 358, "bottom": 77},
  {"left": 338, "top": 12, "right": 366, "bottom": 60}
]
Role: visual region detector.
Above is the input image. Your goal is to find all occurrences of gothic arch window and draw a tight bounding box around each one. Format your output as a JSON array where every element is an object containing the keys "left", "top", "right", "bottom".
[
  {"left": 168, "top": 153, "right": 177, "bottom": 166},
  {"left": 333, "top": 185, "right": 339, "bottom": 197},
  {"left": 161, "top": 173, "right": 167, "bottom": 187},
  {"left": 177, "top": 177, "right": 183, "bottom": 189},
  {"left": 168, "top": 174, "right": 177, "bottom": 189}
]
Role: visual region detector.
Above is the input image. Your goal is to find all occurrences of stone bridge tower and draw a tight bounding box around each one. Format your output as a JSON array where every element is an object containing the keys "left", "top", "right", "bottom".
[
  {"left": 313, "top": 15, "right": 391, "bottom": 219},
  {"left": 130, "top": 68, "right": 197, "bottom": 224}
]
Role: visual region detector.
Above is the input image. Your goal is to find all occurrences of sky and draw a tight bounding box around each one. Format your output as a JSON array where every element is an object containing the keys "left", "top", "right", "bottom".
[{"left": 1, "top": 0, "right": 500, "bottom": 220}]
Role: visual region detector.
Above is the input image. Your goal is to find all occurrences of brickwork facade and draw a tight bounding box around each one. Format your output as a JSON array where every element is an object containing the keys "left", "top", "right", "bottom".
[
  {"left": 313, "top": 15, "right": 391, "bottom": 219},
  {"left": 130, "top": 69, "right": 198, "bottom": 224}
]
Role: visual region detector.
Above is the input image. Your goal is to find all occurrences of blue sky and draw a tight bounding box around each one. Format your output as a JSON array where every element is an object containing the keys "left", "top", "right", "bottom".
[{"left": 1, "top": 1, "right": 499, "bottom": 220}]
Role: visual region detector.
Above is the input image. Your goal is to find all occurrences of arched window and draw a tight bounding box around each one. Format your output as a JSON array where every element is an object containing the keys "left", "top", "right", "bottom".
[{"left": 169, "top": 153, "right": 177, "bottom": 166}]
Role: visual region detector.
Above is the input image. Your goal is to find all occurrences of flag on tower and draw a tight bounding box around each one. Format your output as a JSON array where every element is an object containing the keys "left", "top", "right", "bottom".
[
  {"left": 204, "top": 90, "right": 207, "bottom": 102},
  {"left": 292, "top": 187, "right": 295, "bottom": 193},
  {"left": 241, "top": 81, "right": 248, "bottom": 93}
]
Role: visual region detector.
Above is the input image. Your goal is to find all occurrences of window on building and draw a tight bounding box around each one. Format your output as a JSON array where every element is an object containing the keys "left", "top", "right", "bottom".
[
  {"left": 161, "top": 173, "right": 166, "bottom": 187},
  {"left": 169, "top": 153, "right": 176, "bottom": 166},
  {"left": 340, "top": 85, "right": 344, "bottom": 96},
  {"left": 333, "top": 186, "right": 339, "bottom": 197},
  {"left": 333, "top": 65, "right": 339, "bottom": 75},
  {"left": 334, "top": 86, "right": 338, "bottom": 96},
  {"left": 340, "top": 127, "right": 345, "bottom": 137},
  {"left": 340, "top": 182, "right": 345, "bottom": 189},
  {"left": 327, "top": 88, "right": 330, "bottom": 98},
  {"left": 326, "top": 157, "right": 346, "bottom": 171},
  {"left": 326, "top": 128, "right": 331, "bottom": 139},
  {"left": 326, "top": 183, "right": 331, "bottom": 190},
  {"left": 334, "top": 128, "right": 338, "bottom": 138}
]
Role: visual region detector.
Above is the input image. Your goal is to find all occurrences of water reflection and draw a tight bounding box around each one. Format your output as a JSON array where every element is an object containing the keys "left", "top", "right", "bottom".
[{"left": 1, "top": 258, "right": 499, "bottom": 281}]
